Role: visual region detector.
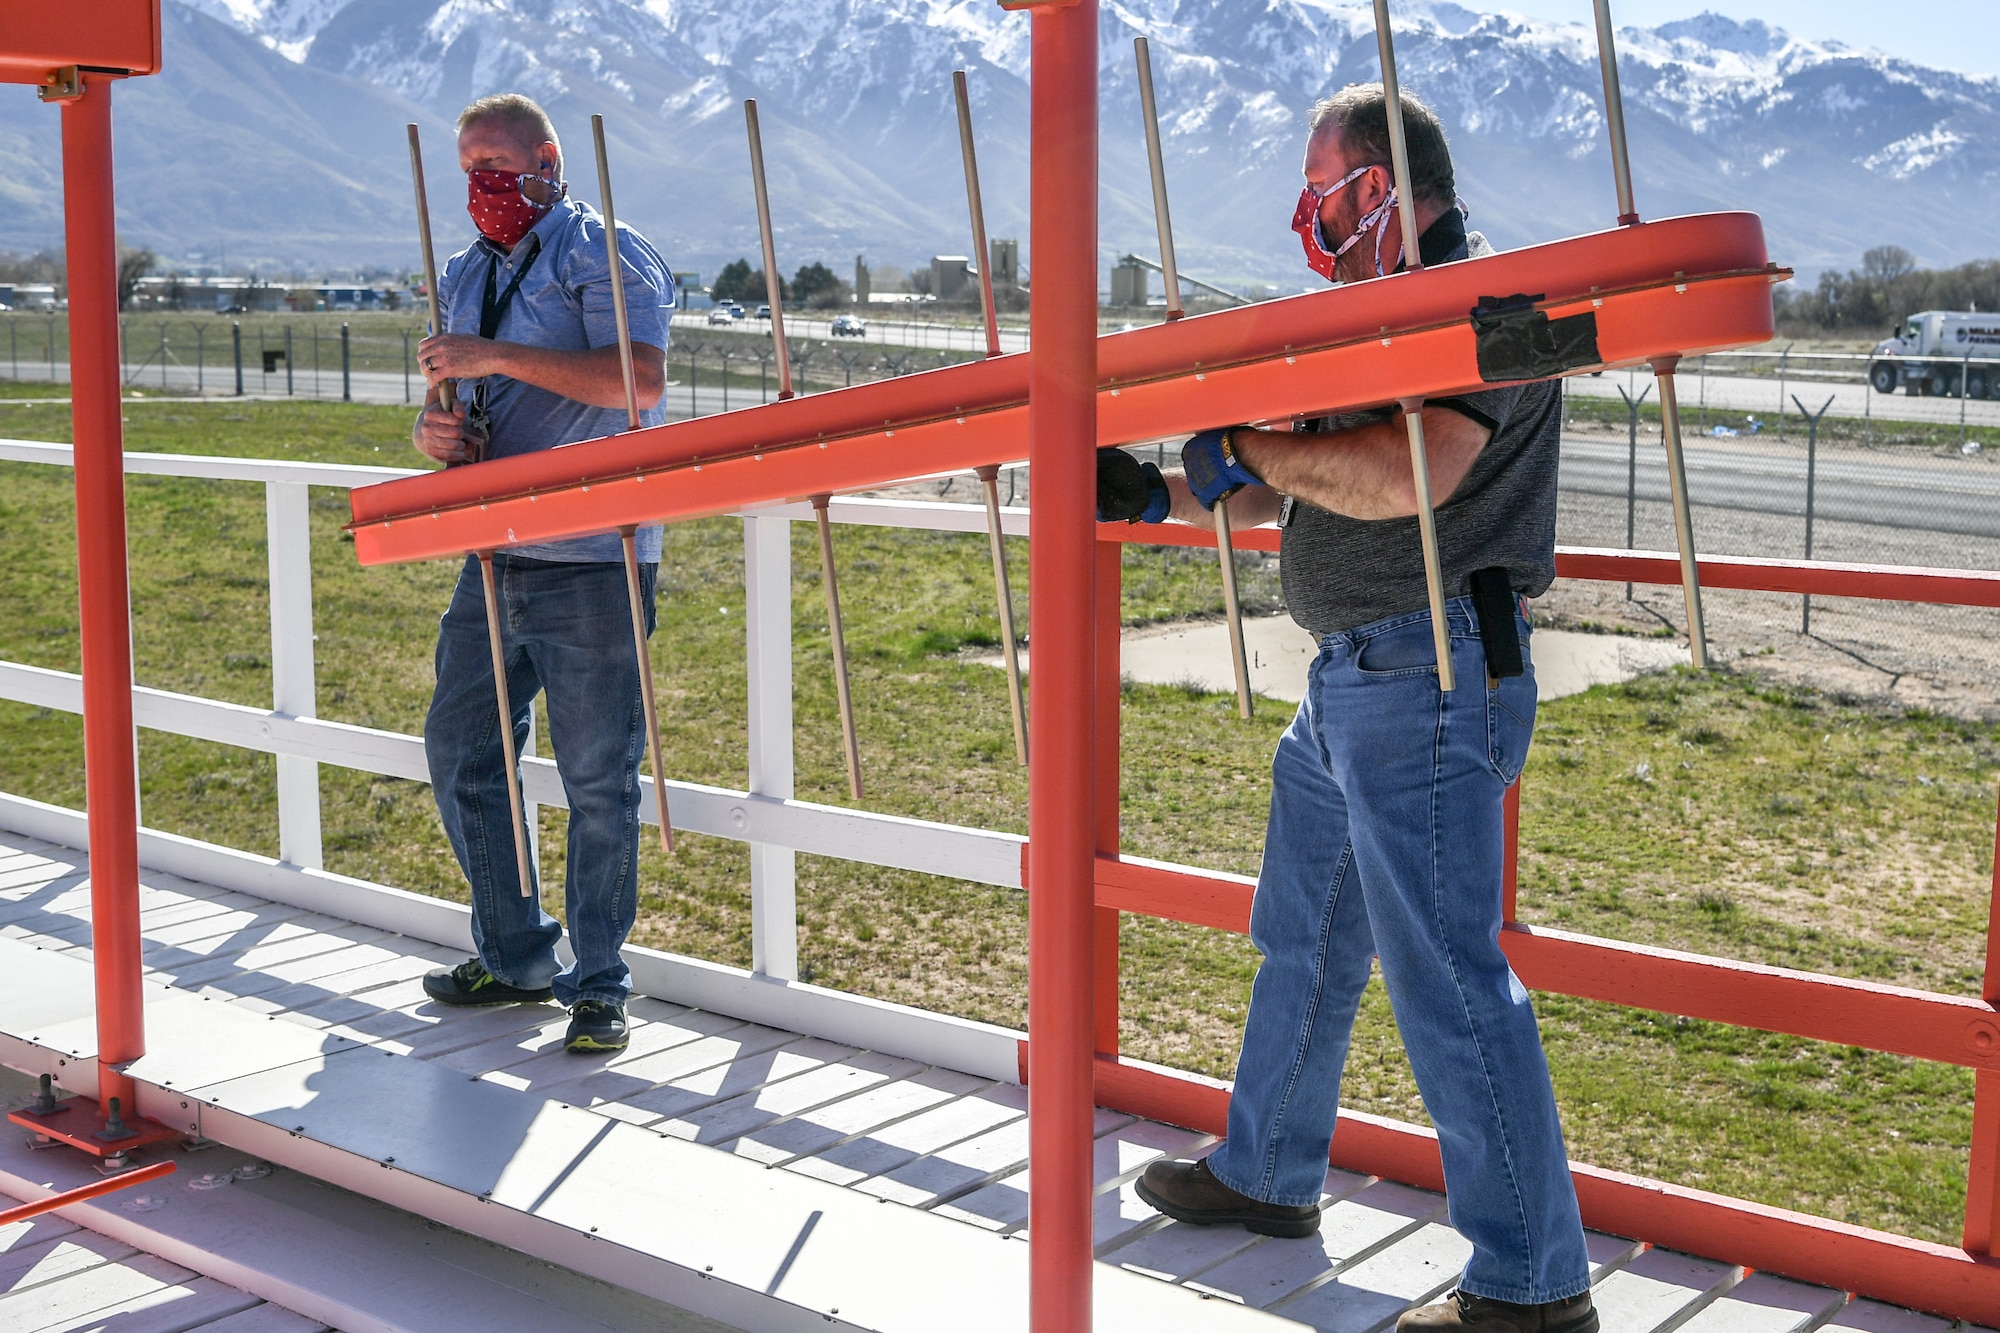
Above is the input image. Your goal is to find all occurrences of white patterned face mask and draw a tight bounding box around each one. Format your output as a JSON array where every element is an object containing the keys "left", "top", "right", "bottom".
[{"left": 1291, "top": 164, "right": 1398, "bottom": 282}]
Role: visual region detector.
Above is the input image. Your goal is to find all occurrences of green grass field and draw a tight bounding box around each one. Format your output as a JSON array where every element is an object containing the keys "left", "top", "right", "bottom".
[{"left": 0, "top": 391, "right": 1993, "bottom": 1245}]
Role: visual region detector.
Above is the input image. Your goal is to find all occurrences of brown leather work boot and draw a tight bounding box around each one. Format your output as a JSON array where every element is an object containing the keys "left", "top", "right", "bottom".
[
  {"left": 1398, "top": 1289, "right": 1599, "bottom": 1333},
  {"left": 1133, "top": 1157, "right": 1322, "bottom": 1239}
]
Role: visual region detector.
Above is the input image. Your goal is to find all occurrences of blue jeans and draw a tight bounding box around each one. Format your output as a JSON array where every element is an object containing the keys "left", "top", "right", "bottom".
[
  {"left": 1205, "top": 596, "right": 1590, "bottom": 1305},
  {"left": 425, "top": 554, "right": 654, "bottom": 1008}
]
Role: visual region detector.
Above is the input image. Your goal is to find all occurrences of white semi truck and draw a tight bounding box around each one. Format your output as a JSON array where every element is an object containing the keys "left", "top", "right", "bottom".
[{"left": 1869, "top": 311, "right": 2000, "bottom": 399}]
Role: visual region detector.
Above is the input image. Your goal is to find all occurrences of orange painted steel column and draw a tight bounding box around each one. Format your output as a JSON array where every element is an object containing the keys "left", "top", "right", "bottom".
[
  {"left": 1963, "top": 787, "right": 2000, "bottom": 1254},
  {"left": 1094, "top": 539, "right": 1123, "bottom": 1058},
  {"left": 65, "top": 76, "right": 146, "bottom": 1111},
  {"left": 1025, "top": 1, "right": 1098, "bottom": 1328}
]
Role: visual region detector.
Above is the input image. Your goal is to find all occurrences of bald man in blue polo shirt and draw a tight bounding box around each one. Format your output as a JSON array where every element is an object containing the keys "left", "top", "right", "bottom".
[{"left": 412, "top": 92, "right": 674, "bottom": 1056}]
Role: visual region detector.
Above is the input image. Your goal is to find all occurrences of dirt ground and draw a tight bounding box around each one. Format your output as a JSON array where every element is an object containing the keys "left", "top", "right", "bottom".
[
  {"left": 883, "top": 457, "right": 2000, "bottom": 723},
  {"left": 1549, "top": 435, "right": 2000, "bottom": 722}
]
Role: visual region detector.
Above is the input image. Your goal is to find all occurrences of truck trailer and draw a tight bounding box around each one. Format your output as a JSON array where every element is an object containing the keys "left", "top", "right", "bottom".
[{"left": 1869, "top": 310, "right": 2000, "bottom": 398}]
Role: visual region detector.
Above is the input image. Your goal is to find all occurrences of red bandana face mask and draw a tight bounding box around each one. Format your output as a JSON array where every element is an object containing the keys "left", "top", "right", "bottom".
[
  {"left": 466, "top": 169, "right": 557, "bottom": 246},
  {"left": 1291, "top": 165, "right": 1395, "bottom": 283}
]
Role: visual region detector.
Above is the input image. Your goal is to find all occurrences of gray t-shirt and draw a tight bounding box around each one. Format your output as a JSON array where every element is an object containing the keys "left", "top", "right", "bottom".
[{"left": 1277, "top": 222, "right": 1559, "bottom": 635}]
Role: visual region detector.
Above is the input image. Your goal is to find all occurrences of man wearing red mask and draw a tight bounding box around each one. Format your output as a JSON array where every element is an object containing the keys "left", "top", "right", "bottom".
[
  {"left": 1109, "top": 85, "right": 1596, "bottom": 1332},
  {"left": 413, "top": 93, "right": 675, "bottom": 1057}
]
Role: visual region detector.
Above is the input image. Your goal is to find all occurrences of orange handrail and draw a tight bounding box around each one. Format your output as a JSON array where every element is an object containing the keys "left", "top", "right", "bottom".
[{"left": 1053, "top": 535, "right": 2000, "bottom": 1321}]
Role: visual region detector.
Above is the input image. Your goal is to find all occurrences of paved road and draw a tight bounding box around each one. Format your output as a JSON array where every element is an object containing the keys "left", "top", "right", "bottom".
[
  {"left": 1559, "top": 434, "right": 2000, "bottom": 539},
  {"left": 670, "top": 310, "right": 1029, "bottom": 356},
  {"left": 2, "top": 363, "right": 811, "bottom": 415},
  {"left": 679, "top": 320, "right": 2000, "bottom": 430},
  {"left": 1565, "top": 365, "right": 2000, "bottom": 429}
]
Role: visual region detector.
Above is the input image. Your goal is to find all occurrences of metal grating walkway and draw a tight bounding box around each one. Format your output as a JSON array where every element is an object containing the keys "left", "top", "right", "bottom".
[
  {"left": 0, "top": 830, "right": 1973, "bottom": 1333},
  {"left": 0, "top": 1208, "right": 326, "bottom": 1333}
]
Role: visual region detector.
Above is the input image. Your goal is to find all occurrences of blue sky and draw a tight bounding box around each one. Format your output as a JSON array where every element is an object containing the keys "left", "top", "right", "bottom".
[{"left": 1490, "top": 2, "right": 2000, "bottom": 78}]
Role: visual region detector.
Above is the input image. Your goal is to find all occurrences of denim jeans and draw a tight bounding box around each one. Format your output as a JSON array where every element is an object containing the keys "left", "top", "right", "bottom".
[
  {"left": 1205, "top": 596, "right": 1590, "bottom": 1305},
  {"left": 425, "top": 553, "right": 654, "bottom": 1008}
]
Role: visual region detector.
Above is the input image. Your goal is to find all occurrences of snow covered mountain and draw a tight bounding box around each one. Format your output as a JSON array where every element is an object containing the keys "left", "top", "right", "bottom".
[{"left": 4, "top": 1, "right": 1995, "bottom": 285}]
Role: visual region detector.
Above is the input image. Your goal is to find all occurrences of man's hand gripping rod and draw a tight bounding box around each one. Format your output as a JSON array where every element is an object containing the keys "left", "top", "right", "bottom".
[
  {"left": 594, "top": 112, "right": 676, "bottom": 852},
  {"left": 1135, "top": 37, "right": 1253, "bottom": 717},
  {"left": 955, "top": 70, "right": 1028, "bottom": 763},
  {"left": 747, "top": 98, "right": 863, "bottom": 799}
]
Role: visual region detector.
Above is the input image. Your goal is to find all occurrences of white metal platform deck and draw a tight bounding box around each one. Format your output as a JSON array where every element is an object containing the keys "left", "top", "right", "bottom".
[{"left": 0, "top": 826, "right": 1970, "bottom": 1333}]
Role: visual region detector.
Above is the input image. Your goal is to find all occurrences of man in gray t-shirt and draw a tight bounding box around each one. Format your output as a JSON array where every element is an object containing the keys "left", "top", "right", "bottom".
[{"left": 1115, "top": 86, "right": 1597, "bottom": 1333}]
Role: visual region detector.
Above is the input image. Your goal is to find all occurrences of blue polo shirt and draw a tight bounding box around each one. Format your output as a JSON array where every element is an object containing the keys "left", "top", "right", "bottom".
[{"left": 435, "top": 197, "right": 674, "bottom": 563}]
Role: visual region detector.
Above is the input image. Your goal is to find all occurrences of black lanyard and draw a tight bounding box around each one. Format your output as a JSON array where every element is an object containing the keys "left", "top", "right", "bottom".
[{"left": 479, "top": 235, "right": 542, "bottom": 340}]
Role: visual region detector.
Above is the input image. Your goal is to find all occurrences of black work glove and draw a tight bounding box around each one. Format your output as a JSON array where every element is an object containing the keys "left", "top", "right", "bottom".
[{"left": 1096, "top": 448, "right": 1171, "bottom": 524}]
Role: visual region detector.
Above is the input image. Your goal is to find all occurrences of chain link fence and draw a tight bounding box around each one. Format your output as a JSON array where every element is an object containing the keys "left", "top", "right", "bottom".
[
  {"left": 7, "top": 311, "right": 1993, "bottom": 715},
  {"left": 0, "top": 312, "right": 436, "bottom": 403},
  {"left": 1548, "top": 362, "right": 2000, "bottom": 718}
]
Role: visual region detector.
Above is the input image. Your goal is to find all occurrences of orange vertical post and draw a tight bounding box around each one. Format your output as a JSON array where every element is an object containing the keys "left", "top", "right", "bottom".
[
  {"left": 64, "top": 75, "right": 146, "bottom": 1114},
  {"left": 1963, "top": 789, "right": 2000, "bottom": 1254},
  {"left": 1095, "top": 539, "right": 1123, "bottom": 1057},
  {"left": 1025, "top": 0, "right": 1099, "bottom": 1328}
]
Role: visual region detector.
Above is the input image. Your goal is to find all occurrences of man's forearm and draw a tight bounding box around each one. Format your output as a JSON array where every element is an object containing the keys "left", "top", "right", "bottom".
[
  {"left": 1233, "top": 407, "right": 1489, "bottom": 520},
  {"left": 1164, "top": 474, "right": 1285, "bottom": 528},
  {"left": 488, "top": 341, "right": 665, "bottom": 409}
]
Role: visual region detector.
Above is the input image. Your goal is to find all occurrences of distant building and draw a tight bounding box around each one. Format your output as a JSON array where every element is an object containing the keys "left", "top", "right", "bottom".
[
  {"left": 931, "top": 255, "right": 971, "bottom": 302},
  {"left": 125, "top": 275, "right": 292, "bottom": 312},
  {"left": 989, "top": 238, "right": 1019, "bottom": 289},
  {"left": 316, "top": 286, "right": 388, "bottom": 312},
  {"left": 1110, "top": 257, "right": 1148, "bottom": 308},
  {"left": 7, "top": 284, "right": 59, "bottom": 311},
  {"left": 855, "top": 255, "right": 871, "bottom": 304}
]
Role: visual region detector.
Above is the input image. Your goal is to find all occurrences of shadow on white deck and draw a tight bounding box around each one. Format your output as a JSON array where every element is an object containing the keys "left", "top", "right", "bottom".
[{"left": 0, "top": 830, "right": 1969, "bottom": 1333}]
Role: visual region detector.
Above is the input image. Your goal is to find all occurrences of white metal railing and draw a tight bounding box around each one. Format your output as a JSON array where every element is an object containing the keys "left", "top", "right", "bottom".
[{"left": 0, "top": 439, "right": 1031, "bottom": 983}]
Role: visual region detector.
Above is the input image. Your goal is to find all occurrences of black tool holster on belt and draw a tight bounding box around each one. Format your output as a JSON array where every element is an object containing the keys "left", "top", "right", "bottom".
[{"left": 1468, "top": 567, "right": 1523, "bottom": 682}]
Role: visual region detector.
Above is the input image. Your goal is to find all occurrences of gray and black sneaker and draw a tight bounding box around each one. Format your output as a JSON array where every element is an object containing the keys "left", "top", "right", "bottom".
[
  {"left": 564, "top": 1000, "right": 628, "bottom": 1053},
  {"left": 421, "top": 959, "right": 555, "bottom": 1007},
  {"left": 1134, "top": 1156, "right": 1322, "bottom": 1238}
]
